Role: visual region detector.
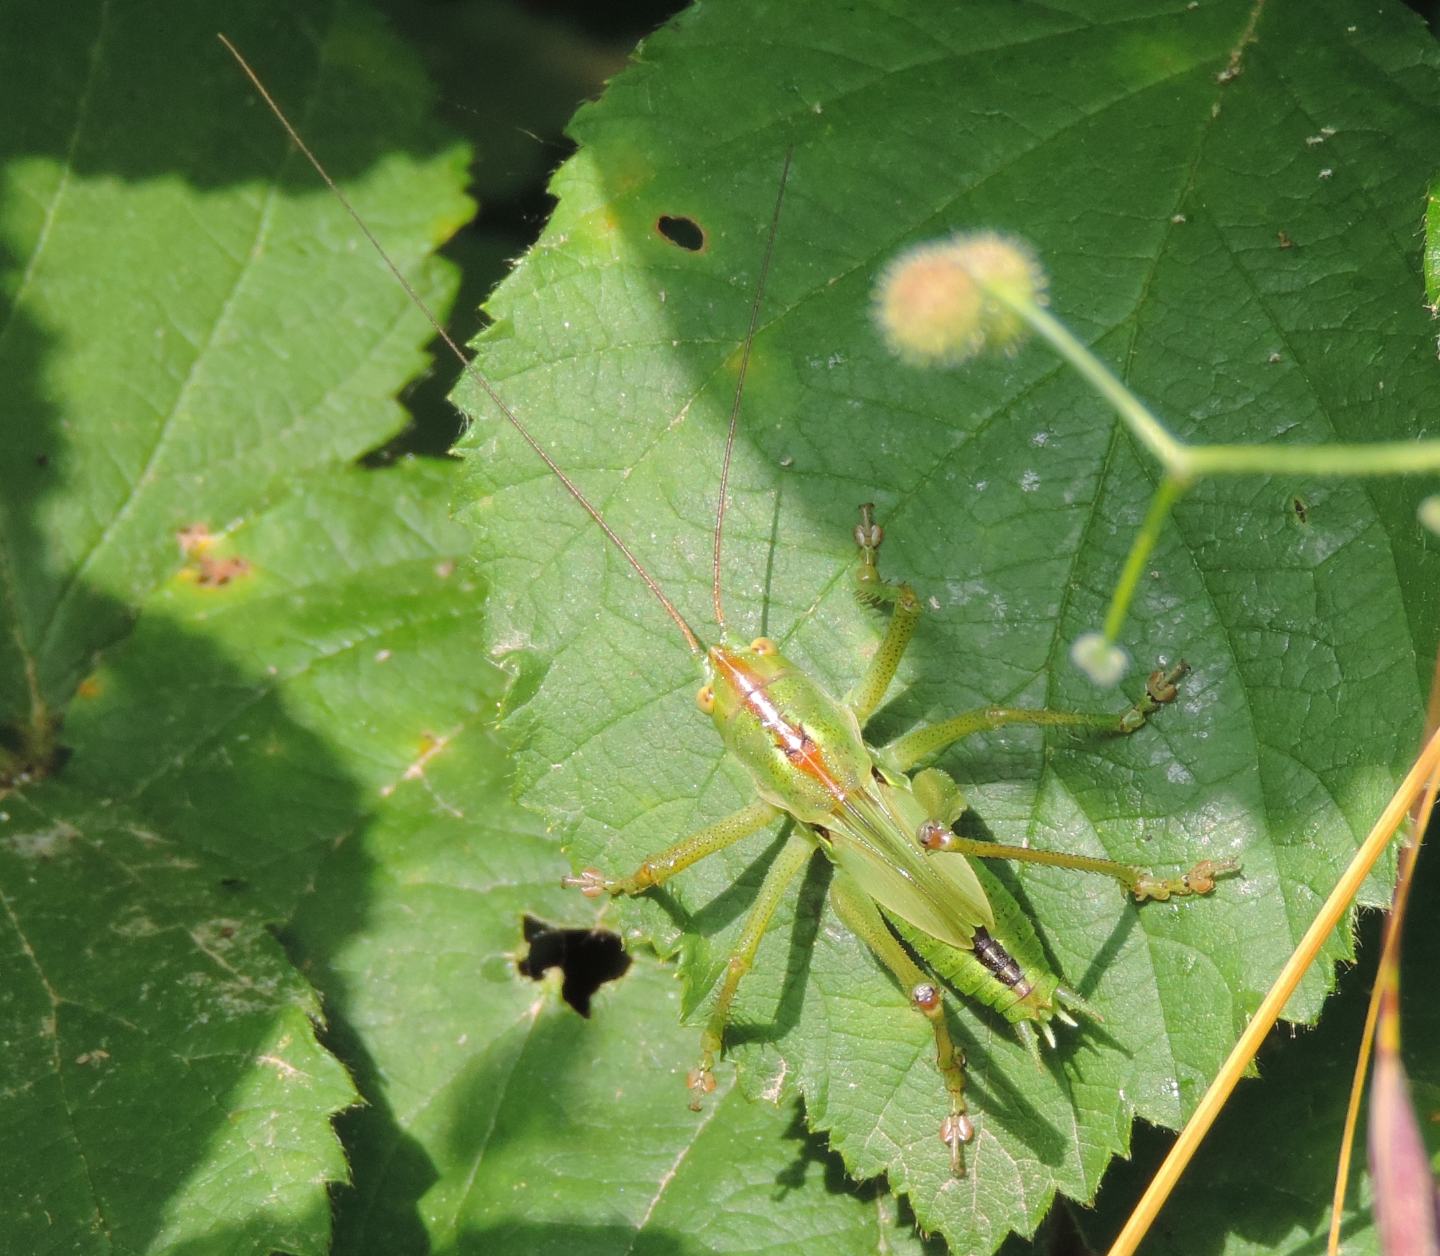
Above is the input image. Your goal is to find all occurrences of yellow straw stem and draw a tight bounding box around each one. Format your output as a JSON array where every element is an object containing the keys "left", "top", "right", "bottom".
[
  {"left": 1326, "top": 958, "right": 1386, "bottom": 1256},
  {"left": 1325, "top": 647, "right": 1440, "bottom": 1255},
  {"left": 1107, "top": 724, "right": 1440, "bottom": 1256},
  {"left": 1324, "top": 772, "right": 1437, "bottom": 1256}
]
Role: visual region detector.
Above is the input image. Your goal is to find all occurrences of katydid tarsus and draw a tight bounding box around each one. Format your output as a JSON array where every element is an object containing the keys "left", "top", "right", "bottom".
[{"left": 222, "top": 37, "right": 1237, "bottom": 1179}]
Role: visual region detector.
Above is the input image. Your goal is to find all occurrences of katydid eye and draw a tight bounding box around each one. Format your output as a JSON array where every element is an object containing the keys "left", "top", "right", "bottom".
[
  {"left": 750, "top": 637, "right": 777, "bottom": 655},
  {"left": 695, "top": 685, "right": 715, "bottom": 713}
]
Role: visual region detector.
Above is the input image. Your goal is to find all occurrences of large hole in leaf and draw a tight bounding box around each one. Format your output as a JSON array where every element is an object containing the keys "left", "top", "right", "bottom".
[
  {"left": 518, "top": 915, "right": 629, "bottom": 1016},
  {"left": 656, "top": 214, "right": 706, "bottom": 251}
]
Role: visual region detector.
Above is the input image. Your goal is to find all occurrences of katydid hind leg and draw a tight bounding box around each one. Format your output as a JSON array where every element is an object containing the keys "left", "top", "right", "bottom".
[
  {"left": 925, "top": 832, "right": 1238, "bottom": 902},
  {"left": 829, "top": 870, "right": 974, "bottom": 1177}
]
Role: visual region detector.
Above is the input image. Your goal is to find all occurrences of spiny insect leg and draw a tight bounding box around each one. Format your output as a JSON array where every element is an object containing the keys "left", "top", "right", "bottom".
[
  {"left": 879, "top": 659, "right": 1190, "bottom": 776},
  {"left": 847, "top": 504, "right": 922, "bottom": 723},
  {"left": 688, "top": 828, "right": 815, "bottom": 1109},
  {"left": 563, "top": 798, "right": 778, "bottom": 897},
  {"left": 1129, "top": 858, "right": 1240, "bottom": 901},
  {"left": 881, "top": 703, "right": 1147, "bottom": 774},
  {"left": 830, "top": 870, "right": 974, "bottom": 1177},
  {"left": 924, "top": 833, "right": 1238, "bottom": 901},
  {"left": 1119, "top": 660, "right": 1192, "bottom": 731}
]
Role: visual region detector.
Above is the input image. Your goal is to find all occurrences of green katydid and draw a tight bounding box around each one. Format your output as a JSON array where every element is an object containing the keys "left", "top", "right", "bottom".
[{"left": 223, "top": 39, "right": 1236, "bottom": 1179}]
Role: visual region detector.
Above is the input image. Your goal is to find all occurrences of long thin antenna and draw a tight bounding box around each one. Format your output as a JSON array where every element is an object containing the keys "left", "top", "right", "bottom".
[
  {"left": 219, "top": 34, "right": 704, "bottom": 657},
  {"left": 711, "top": 148, "right": 793, "bottom": 635}
]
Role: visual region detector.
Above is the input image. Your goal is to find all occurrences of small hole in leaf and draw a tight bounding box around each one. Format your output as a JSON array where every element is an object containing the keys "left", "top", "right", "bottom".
[
  {"left": 518, "top": 915, "right": 629, "bottom": 1016},
  {"left": 656, "top": 214, "right": 706, "bottom": 251},
  {"left": 0, "top": 724, "right": 68, "bottom": 787}
]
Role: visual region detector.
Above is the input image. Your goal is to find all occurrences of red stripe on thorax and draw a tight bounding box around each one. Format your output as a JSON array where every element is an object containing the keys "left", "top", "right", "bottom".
[{"left": 710, "top": 650, "right": 848, "bottom": 800}]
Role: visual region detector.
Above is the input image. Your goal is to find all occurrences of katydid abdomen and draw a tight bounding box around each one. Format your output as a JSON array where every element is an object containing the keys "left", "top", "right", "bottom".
[{"left": 900, "top": 861, "right": 1095, "bottom": 1059}]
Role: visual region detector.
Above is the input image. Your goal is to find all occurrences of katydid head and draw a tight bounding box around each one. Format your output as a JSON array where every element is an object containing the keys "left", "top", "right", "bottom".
[{"left": 695, "top": 636, "right": 782, "bottom": 723}]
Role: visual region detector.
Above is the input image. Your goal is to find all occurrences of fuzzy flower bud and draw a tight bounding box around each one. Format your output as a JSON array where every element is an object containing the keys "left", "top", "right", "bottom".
[
  {"left": 874, "top": 232, "right": 1047, "bottom": 365},
  {"left": 1071, "top": 631, "right": 1129, "bottom": 687},
  {"left": 1419, "top": 493, "right": 1440, "bottom": 536}
]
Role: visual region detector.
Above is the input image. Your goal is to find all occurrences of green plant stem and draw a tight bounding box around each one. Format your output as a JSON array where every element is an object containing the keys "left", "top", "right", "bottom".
[
  {"left": 1102, "top": 474, "right": 1187, "bottom": 644},
  {"left": 982, "top": 288, "right": 1440, "bottom": 662},
  {"left": 1006, "top": 294, "right": 1440, "bottom": 481},
  {"left": 1184, "top": 441, "right": 1440, "bottom": 477},
  {"left": 1017, "top": 303, "right": 1187, "bottom": 471}
]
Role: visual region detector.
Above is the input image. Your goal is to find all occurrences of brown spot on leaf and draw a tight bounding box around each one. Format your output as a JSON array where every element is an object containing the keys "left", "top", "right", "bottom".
[
  {"left": 177, "top": 523, "right": 213, "bottom": 555},
  {"left": 176, "top": 524, "right": 252, "bottom": 587},
  {"left": 193, "top": 555, "right": 252, "bottom": 587}
]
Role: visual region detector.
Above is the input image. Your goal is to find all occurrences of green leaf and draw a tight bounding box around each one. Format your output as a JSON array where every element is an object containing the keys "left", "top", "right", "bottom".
[
  {"left": 2, "top": 4, "right": 958, "bottom": 1254},
  {"left": 0, "top": 3, "right": 473, "bottom": 1252},
  {"left": 15, "top": 1, "right": 1436, "bottom": 1251},
  {"left": 455, "top": 2, "right": 1440, "bottom": 1249},
  {"left": 0, "top": 1, "right": 472, "bottom": 723}
]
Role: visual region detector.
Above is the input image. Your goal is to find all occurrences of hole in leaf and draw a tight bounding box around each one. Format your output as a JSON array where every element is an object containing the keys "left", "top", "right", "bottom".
[
  {"left": 656, "top": 214, "right": 706, "bottom": 251},
  {"left": 518, "top": 915, "right": 629, "bottom": 1017},
  {"left": 0, "top": 718, "right": 67, "bottom": 787}
]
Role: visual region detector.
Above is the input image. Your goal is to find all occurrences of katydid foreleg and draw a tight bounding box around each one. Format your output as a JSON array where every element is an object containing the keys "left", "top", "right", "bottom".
[
  {"left": 846, "top": 504, "right": 1168, "bottom": 757},
  {"left": 844, "top": 502, "right": 922, "bottom": 724}
]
